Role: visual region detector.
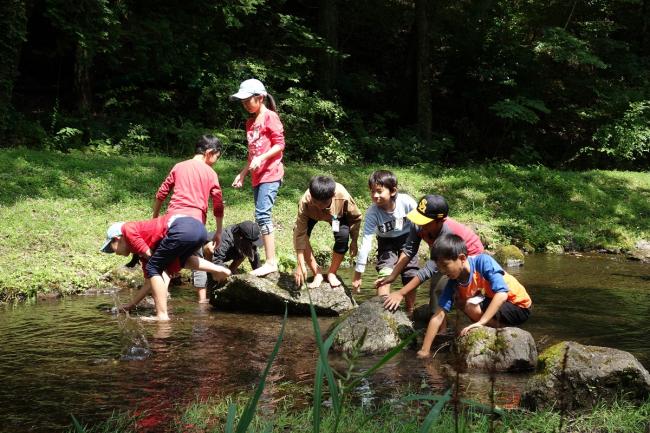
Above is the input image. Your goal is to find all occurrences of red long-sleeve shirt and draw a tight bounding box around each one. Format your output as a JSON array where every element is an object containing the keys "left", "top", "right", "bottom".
[
  {"left": 155, "top": 158, "right": 224, "bottom": 224},
  {"left": 121, "top": 214, "right": 181, "bottom": 276}
]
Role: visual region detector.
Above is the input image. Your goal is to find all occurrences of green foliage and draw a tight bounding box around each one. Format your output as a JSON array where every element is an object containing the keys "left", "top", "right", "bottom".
[
  {"left": 534, "top": 27, "right": 608, "bottom": 70},
  {"left": 490, "top": 97, "right": 551, "bottom": 125},
  {"left": 592, "top": 101, "right": 650, "bottom": 160}
]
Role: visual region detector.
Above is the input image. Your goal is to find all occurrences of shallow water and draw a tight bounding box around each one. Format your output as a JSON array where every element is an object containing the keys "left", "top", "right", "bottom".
[{"left": 0, "top": 253, "right": 648, "bottom": 432}]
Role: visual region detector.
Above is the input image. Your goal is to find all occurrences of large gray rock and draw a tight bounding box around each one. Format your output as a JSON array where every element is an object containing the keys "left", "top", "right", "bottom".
[
  {"left": 209, "top": 273, "right": 357, "bottom": 316},
  {"left": 629, "top": 240, "right": 650, "bottom": 262},
  {"left": 327, "top": 296, "right": 415, "bottom": 354},
  {"left": 521, "top": 341, "right": 650, "bottom": 410},
  {"left": 457, "top": 327, "right": 537, "bottom": 372},
  {"left": 494, "top": 245, "right": 525, "bottom": 267}
]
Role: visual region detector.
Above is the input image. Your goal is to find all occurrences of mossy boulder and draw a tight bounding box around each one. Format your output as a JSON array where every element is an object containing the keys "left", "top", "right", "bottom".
[
  {"left": 327, "top": 296, "right": 415, "bottom": 354},
  {"left": 521, "top": 341, "right": 650, "bottom": 411},
  {"left": 457, "top": 327, "right": 537, "bottom": 372},
  {"left": 209, "top": 272, "right": 357, "bottom": 316},
  {"left": 494, "top": 245, "right": 525, "bottom": 267}
]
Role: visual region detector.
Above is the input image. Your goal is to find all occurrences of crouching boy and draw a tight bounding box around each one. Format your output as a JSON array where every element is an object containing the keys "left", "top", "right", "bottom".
[
  {"left": 100, "top": 214, "right": 231, "bottom": 321},
  {"left": 293, "top": 175, "right": 362, "bottom": 288},
  {"left": 418, "top": 233, "right": 532, "bottom": 358}
]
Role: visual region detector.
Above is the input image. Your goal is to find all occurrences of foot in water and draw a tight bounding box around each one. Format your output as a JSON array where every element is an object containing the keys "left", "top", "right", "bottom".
[
  {"left": 141, "top": 315, "right": 170, "bottom": 322},
  {"left": 307, "top": 273, "right": 324, "bottom": 289},
  {"left": 326, "top": 273, "right": 341, "bottom": 288},
  {"left": 250, "top": 262, "right": 278, "bottom": 277}
]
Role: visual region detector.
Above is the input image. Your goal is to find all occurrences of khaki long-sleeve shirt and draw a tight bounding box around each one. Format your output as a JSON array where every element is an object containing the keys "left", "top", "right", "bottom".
[{"left": 293, "top": 183, "right": 362, "bottom": 251}]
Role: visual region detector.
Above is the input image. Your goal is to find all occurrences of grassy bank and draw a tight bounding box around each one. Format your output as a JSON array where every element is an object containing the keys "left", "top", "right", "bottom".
[
  {"left": 68, "top": 394, "right": 650, "bottom": 433},
  {"left": 1, "top": 148, "right": 649, "bottom": 301}
]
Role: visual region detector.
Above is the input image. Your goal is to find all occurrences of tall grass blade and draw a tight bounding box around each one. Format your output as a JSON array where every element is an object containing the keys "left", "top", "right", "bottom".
[
  {"left": 235, "top": 304, "right": 289, "bottom": 433},
  {"left": 419, "top": 388, "right": 452, "bottom": 433},
  {"left": 308, "top": 291, "right": 343, "bottom": 433},
  {"left": 225, "top": 403, "right": 237, "bottom": 433},
  {"left": 70, "top": 415, "right": 86, "bottom": 433}
]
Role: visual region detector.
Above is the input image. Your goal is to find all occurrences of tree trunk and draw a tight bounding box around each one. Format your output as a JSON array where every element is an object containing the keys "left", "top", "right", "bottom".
[
  {"left": 642, "top": 0, "right": 649, "bottom": 55},
  {"left": 0, "top": 0, "right": 28, "bottom": 141},
  {"left": 415, "top": 0, "right": 432, "bottom": 142},
  {"left": 318, "top": 0, "right": 338, "bottom": 96},
  {"left": 74, "top": 42, "right": 92, "bottom": 114}
]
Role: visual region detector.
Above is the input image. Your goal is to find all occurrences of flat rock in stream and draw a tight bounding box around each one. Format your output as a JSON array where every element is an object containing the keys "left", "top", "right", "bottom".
[
  {"left": 208, "top": 273, "right": 357, "bottom": 315},
  {"left": 521, "top": 341, "right": 650, "bottom": 410},
  {"left": 327, "top": 296, "right": 415, "bottom": 354}
]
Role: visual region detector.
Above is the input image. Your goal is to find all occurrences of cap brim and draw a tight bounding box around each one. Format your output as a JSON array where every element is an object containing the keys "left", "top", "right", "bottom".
[
  {"left": 406, "top": 208, "right": 434, "bottom": 226},
  {"left": 229, "top": 91, "right": 253, "bottom": 101},
  {"left": 251, "top": 237, "right": 264, "bottom": 247},
  {"left": 100, "top": 238, "right": 114, "bottom": 253}
]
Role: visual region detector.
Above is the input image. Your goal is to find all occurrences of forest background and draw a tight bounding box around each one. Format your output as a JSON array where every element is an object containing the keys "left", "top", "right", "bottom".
[{"left": 2, "top": 0, "right": 650, "bottom": 168}]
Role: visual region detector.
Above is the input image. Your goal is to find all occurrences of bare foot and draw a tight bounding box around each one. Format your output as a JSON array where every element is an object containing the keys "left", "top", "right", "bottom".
[
  {"left": 416, "top": 350, "right": 430, "bottom": 359},
  {"left": 250, "top": 262, "right": 278, "bottom": 277},
  {"left": 198, "top": 299, "right": 210, "bottom": 304},
  {"left": 211, "top": 266, "right": 231, "bottom": 282},
  {"left": 327, "top": 273, "right": 341, "bottom": 288},
  {"left": 141, "top": 315, "right": 170, "bottom": 322},
  {"left": 307, "top": 273, "right": 324, "bottom": 289}
]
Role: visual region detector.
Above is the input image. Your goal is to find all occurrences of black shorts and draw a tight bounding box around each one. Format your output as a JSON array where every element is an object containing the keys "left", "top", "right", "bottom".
[
  {"left": 307, "top": 217, "right": 350, "bottom": 254},
  {"left": 480, "top": 297, "right": 531, "bottom": 326},
  {"left": 145, "top": 217, "right": 208, "bottom": 278},
  {"left": 375, "top": 234, "right": 419, "bottom": 285}
]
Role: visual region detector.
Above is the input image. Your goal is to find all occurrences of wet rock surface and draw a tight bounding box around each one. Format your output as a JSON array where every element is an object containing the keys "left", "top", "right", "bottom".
[
  {"left": 457, "top": 327, "right": 537, "bottom": 372},
  {"left": 327, "top": 296, "right": 415, "bottom": 354},
  {"left": 209, "top": 272, "right": 357, "bottom": 316},
  {"left": 521, "top": 341, "right": 650, "bottom": 410}
]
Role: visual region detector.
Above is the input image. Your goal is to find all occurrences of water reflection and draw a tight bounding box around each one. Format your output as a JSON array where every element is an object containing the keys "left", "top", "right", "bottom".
[{"left": 0, "top": 253, "right": 648, "bottom": 431}]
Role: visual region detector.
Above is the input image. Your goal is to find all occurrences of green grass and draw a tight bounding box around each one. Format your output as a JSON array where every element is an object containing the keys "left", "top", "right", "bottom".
[
  {"left": 69, "top": 394, "right": 650, "bottom": 433},
  {"left": 1, "top": 149, "right": 649, "bottom": 301}
]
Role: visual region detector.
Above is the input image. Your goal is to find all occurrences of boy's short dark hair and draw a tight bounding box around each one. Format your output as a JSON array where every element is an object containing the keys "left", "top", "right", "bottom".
[
  {"left": 309, "top": 175, "right": 336, "bottom": 201},
  {"left": 368, "top": 170, "right": 398, "bottom": 192},
  {"left": 196, "top": 135, "right": 223, "bottom": 155},
  {"left": 431, "top": 234, "right": 468, "bottom": 261}
]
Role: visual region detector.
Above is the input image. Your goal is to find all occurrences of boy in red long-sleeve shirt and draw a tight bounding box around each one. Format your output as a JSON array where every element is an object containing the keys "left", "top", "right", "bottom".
[
  {"left": 152, "top": 135, "right": 224, "bottom": 302},
  {"left": 100, "top": 214, "right": 231, "bottom": 321}
]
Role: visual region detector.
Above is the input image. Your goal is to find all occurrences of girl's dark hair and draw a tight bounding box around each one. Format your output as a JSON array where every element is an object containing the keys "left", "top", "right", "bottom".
[
  {"left": 309, "top": 175, "right": 336, "bottom": 201},
  {"left": 368, "top": 170, "right": 398, "bottom": 193},
  {"left": 264, "top": 93, "right": 277, "bottom": 112},
  {"left": 431, "top": 234, "right": 468, "bottom": 261},
  {"left": 196, "top": 135, "right": 223, "bottom": 155}
]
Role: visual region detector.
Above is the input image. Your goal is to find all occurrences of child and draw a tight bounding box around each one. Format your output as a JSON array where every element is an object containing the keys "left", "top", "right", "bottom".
[
  {"left": 380, "top": 194, "right": 484, "bottom": 316},
  {"left": 192, "top": 221, "right": 263, "bottom": 291},
  {"left": 352, "top": 170, "right": 418, "bottom": 296},
  {"left": 100, "top": 214, "right": 231, "bottom": 321},
  {"left": 417, "top": 234, "right": 532, "bottom": 358},
  {"left": 230, "top": 78, "right": 285, "bottom": 277},
  {"left": 152, "top": 135, "right": 225, "bottom": 302},
  {"left": 293, "top": 175, "right": 362, "bottom": 288}
]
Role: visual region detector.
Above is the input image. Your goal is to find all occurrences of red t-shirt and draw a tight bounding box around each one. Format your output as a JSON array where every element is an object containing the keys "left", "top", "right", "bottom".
[
  {"left": 121, "top": 214, "right": 181, "bottom": 277},
  {"left": 155, "top": 158, "right": 223, "bottom": 224},
  {"left": 246, "top": 110, "right": 285, "bottom": 187}
]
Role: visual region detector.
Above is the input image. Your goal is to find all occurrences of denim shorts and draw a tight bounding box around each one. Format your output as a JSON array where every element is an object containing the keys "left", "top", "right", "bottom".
[{"left": 253, "top": 180, "right": 281, "bottom": 233}]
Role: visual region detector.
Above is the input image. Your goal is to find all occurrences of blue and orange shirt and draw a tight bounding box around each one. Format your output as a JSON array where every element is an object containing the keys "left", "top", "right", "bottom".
[{"left": 438, "top": 254, "right": 532, "bottom": 312}]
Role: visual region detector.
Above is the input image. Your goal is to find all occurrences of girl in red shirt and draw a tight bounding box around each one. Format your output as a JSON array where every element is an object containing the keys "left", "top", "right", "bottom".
[{"left": 230, "top": 79, "right": 285, "bottom": 277}]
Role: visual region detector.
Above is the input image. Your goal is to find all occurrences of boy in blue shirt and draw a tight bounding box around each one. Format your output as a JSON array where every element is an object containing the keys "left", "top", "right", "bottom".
[{"left": 418, "top": 234, "right": 532, "bottom": 358}]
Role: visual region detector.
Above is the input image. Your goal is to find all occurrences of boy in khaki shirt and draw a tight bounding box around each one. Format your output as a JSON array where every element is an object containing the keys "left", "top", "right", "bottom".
[{"left": 293, "top": 175, "right": 362, "bottom": 288}]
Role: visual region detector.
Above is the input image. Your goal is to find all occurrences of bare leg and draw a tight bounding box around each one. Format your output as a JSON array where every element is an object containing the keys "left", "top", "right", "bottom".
[
  {"left": 185, "top": 256, "right": 231, "bottom": 283},
  {"left": 149, "top": 274, "right": 171, "bottom": 321},
  {"left": 326, "top": 252, "right": 344, "bottom": 288},
  {"left": 305, "top": 242, "right": 323, "bottom": 289},
  {"left": 250, "top": 233, "right": 278, "bottom": 276},
  {"left": 404, "top": 287, "right": 417, "bottom": 317},
  {"left": 463, "top": 303, "right": 500, "bottom": 327},
  {"left": 376, "top": 283, "right": 391, "bottom": 297},
  {"left": 196, "top": 287, "right": 208, "bottom": 303}
]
